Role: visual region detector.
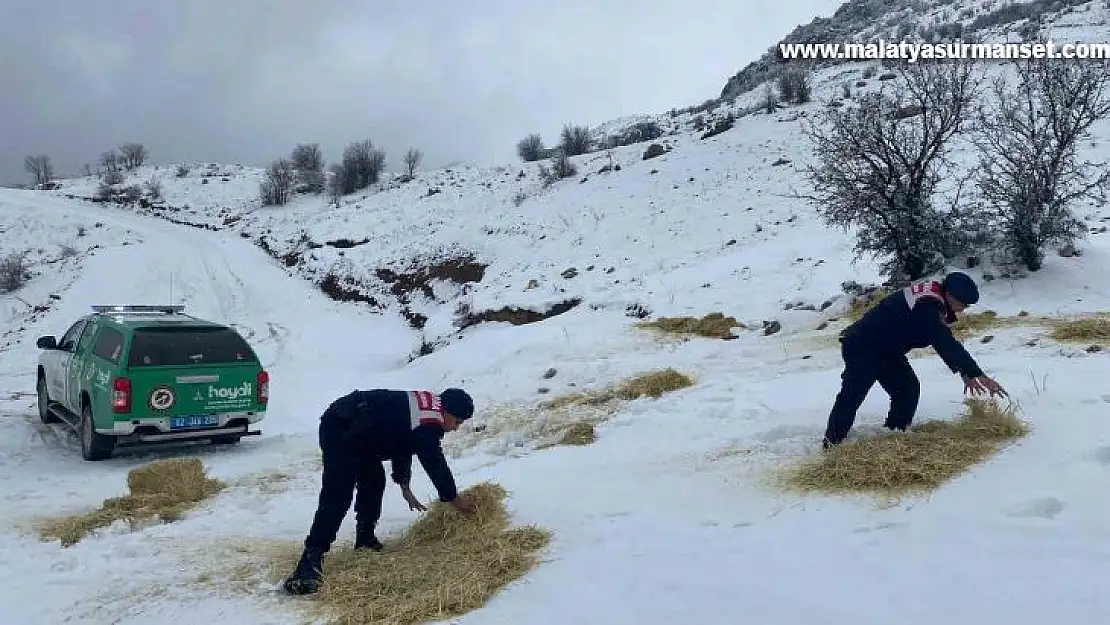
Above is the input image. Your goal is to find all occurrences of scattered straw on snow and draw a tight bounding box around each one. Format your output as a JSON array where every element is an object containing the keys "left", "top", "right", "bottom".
[
  {"left": 776, "top": 398, "right": 1028, "bottom": 498},
  {"left": 636, "top": 312, "right": 745, "bottom": 340},
  {"left": 539, "top": 368, "right": 695, "bottom": 409},
  {"left": 535, "top": 421, "right": 597, "bottom": 449},
  {"left": 37, "top": 458, "right": 224, "bottom": 547},
  {"left": 445, "top": 369, "right": 693, "bottom": 456},
  {"left": 262, "top": 482, "right": 550, "bottom": 625},
  {"left": 1048, "top": 316, "right": 1110, "bottom": 342}
]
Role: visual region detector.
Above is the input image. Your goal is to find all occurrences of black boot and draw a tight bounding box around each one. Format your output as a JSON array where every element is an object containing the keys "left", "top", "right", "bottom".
[
  {"left": 354, "top": 523, "right": 383, "bottom": 551},
  {"left": 282, "top": 547, "right": 325, "bottom": 595}
]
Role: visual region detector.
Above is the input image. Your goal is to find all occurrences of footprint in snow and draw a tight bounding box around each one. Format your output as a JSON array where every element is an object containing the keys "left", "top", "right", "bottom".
[{"left": 1003, "top": 497, "right": 1065, "bottom": 520}]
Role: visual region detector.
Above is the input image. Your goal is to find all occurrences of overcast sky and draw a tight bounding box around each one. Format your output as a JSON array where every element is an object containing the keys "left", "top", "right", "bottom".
[{"left": 1, "top": 0, "right": 843, "bottom": 186}]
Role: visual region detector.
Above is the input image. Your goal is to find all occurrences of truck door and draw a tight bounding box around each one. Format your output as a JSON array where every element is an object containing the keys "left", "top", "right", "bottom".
[
  {"left": 50, "top": 317, "right": 89, "bottom": 403},
  {"left": 67, "top": 319, "right": 99, "bottom": 410}
]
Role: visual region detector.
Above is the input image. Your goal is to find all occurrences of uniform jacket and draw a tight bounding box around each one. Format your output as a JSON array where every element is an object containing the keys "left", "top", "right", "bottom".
[
  {"left": 330, "top": 389, "right": 459, "bottom": 502},
  {"left": 840, "top": 279, "right": 984, "bottom": 379}
]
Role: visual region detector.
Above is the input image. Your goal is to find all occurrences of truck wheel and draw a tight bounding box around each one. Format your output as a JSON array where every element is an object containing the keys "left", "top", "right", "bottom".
[
  {"left": 80, "top": 403, "right": 115, "bottom": 461},
  {"left": 37, "top": 376, "right": 60, "bottom": 424}
]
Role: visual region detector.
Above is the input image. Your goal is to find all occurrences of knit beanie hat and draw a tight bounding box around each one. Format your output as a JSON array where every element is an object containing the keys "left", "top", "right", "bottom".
[
  {"left": 439, "top": 388, "right": 474, "bottom": 420},
  {"left": 943, "top": 271, "right": 979, "bottom": 305}
]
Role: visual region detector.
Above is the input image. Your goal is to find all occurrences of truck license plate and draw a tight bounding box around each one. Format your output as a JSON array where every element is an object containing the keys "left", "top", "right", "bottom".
[{"left": 170, "top": 414, "right": 219, "bottom": 429}]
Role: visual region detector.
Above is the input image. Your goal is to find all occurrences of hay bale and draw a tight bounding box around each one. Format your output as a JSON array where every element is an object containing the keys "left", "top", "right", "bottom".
[
  {"left": 38, "top": 457, "right": 225, "bottom": 546},
  {"left": 778, "top": 398, "right": 1027, "bottom": 498},
  {"left": 279, "top": 482, "right": 551, "bottom": 625},
  {"left": 637, "top": 312, "right": 744, "bottom": 339}
]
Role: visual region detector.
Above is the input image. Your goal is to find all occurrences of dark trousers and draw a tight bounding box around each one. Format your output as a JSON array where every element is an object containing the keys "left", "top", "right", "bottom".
[
  {"left": 304, "top": 408, "right": 386, "bottom": 552},
  {"left": 824, "top": 340, "right": 921, "bottom": 444}
]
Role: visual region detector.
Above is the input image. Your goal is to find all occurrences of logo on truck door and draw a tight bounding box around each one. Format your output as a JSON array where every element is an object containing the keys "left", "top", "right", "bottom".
[{"left": 148, "top": 385, "right": 176, "bottom": 411}]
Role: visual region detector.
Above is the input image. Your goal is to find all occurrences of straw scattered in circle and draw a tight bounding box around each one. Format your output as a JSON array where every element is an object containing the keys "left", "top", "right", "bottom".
[
  {"left": 273, "top": 482, "right": 550, "bottom": 625},
  {"left": 777, "top": 398, "right": 1028, "bottom": 499},
  {"left": 38, "top": 457, "right": 224, "bottom": 547}
]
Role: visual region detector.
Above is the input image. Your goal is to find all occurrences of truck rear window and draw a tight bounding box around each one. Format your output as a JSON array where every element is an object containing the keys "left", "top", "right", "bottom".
[{"left": 126, "top": 327, "right": 258, "bottom": 367}]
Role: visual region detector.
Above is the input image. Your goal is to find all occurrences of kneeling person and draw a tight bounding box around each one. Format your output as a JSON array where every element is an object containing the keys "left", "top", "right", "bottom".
[{"left": 283, "top": 387, "right": 477, "bottom": 595}]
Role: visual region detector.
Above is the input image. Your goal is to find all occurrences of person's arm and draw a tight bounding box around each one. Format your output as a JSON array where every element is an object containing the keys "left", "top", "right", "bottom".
[
  {"left": 411, "top": 425, "right": 459, "bottom": 503},
  {"left": 912, "top": 301, "right": 984, "bottom": 378},
  {"left": 390, "top": 454, "right": 412, "bottom": 487}
]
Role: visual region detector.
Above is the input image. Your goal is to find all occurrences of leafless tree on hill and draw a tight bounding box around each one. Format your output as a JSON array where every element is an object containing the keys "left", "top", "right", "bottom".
[
  {"left": 797, "top": 58, "right": 983, "bottom": 285},
  {"left": 118, "top": 143, "right": 148, "bottom": 169},
  {"left": 973, "top": 57, "right": 1110, "bottom": 272},
  {"left": 260, "top": 159, "right": 296, "bottom": 206},
  {"left": 24, "top": 155, "right": 53, "bottom": 187},
  {"left": 403, "top": 148, "right": 423, "bottom": 179}
]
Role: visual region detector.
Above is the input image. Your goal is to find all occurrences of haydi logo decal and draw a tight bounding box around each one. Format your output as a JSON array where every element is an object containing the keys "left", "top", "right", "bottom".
[{"left": 208, "top": 382, "right": 252, "bottom": 400}]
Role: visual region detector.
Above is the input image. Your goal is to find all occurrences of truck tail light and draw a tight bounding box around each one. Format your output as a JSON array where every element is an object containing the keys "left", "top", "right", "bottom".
[
  {"left": 257, "top": 370, "right": 269, "bottom": 405},
  {"left": 112, "top": 377, "right": 132, "bottom": 413}
]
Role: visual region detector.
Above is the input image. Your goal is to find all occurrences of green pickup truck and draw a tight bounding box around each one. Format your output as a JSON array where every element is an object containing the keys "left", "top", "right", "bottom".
[{"left": 35, "top": 305, "right": 269, "bottom": 460}]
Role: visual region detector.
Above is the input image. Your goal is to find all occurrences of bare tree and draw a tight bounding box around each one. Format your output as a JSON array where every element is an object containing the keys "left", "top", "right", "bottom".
[
  {"left": 777, "top": 65, "right": 812, "bottom": 104},
  {"left": 797, "top": 58, "right": 982, "bottom": 284},
  {"left": 259, "top": 159, "right": 296, "bottom": 206},
  {"left": 291, "top": 143, "right": 324, "bottom": 172},
  {"left": 403, "top": 147, "right": 423, "bottom": 178},
  {"left": 560, "top": 124, "right": 592, "bottom": 156},
  {"left": 517, "top": 133, "right": 544, "bottom": 161},
  {"left": 100, "top": 150, "right": 121, "bottom": 172},
  {"left": 118, "top": 143, "right": 148, "bottom": 169},
  {"left": 337, "top": 139, "right": 386, "bottom": 194},
  {"left": 973, "top": 58, "right": 1110, "bottom": 271},
  {"left": 24, "top": 155, "right": 53, "bottom": 187},
  {"left": 290, "top": 143, "right": 325, "bottom": 193}
]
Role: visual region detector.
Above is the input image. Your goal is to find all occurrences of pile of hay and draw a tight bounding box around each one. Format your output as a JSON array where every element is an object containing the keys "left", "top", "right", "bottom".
[
  {"left": 272, "top": 482, "right": 550, "bottom": 625},
  {"left": 540, "top": 368, "right": 694, "bottom": 409},
  {"left": 636, "top": 313, "right": 744, "bottom": 339},
  {"left": 39, "top": 457, "right": 224, "bottom": 547},
  {"left": 778, "top": 398, "right": 1028, "bottom": 498},
  {"left": 535, "top": 421, "right": 597, "bottom": 450}
]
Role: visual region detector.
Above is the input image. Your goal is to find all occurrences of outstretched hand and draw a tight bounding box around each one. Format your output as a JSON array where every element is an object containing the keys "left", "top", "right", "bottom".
[
  {"left": 400, "top": 486, "right": 427, "bottom": 512},
  {"left": 964, "top": 375, "right": 1008, "bottom": 398}
]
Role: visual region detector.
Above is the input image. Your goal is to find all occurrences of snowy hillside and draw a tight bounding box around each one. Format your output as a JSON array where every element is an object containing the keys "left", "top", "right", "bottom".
[
  {"left": 4, "top": 2, "right": 1110, "bottom": 624},
  {"left": 719, "top": 0, "right": 1110, "bottom": 102}
]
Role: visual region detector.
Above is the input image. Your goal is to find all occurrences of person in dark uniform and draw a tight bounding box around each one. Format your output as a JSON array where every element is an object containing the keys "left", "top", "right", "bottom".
[
  {"left": 822, "top": 271, "right": 1008, "bottom": 448},
  {"left": 282, "top": 387, "right": 477, "bottom": 595}
]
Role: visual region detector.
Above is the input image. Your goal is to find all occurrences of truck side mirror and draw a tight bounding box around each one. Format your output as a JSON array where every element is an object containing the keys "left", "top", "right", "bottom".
[{"left": 36, "top": 335, "right": 57, "bottom": 350}]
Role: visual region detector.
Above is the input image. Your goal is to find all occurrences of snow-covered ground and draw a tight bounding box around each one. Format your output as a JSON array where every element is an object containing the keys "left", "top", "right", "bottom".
[{"left": 6, "top": 4, "right": 1110, "bottom": 621}]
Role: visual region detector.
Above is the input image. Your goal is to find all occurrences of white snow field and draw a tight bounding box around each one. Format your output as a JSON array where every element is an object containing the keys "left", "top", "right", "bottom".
[{"left": 6, "top": 9, "right": 1110, "bottom": 625}]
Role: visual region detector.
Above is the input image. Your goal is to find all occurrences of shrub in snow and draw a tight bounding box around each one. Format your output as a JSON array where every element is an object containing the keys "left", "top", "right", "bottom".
[
  {"left": 0, "top": 251, "right": 30, "bottom": 294},
  {"left": 260, "top": 159, "right": 296, "bottom": 206},
  {"left": 776, "top": 66, "right": 812, "bottom": 104},
  {"left": 559, "top": 124, "right": 592, "bottom": 156},
  {"left": 516, "top": 133, "right": 544, "bottom": 162}
]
